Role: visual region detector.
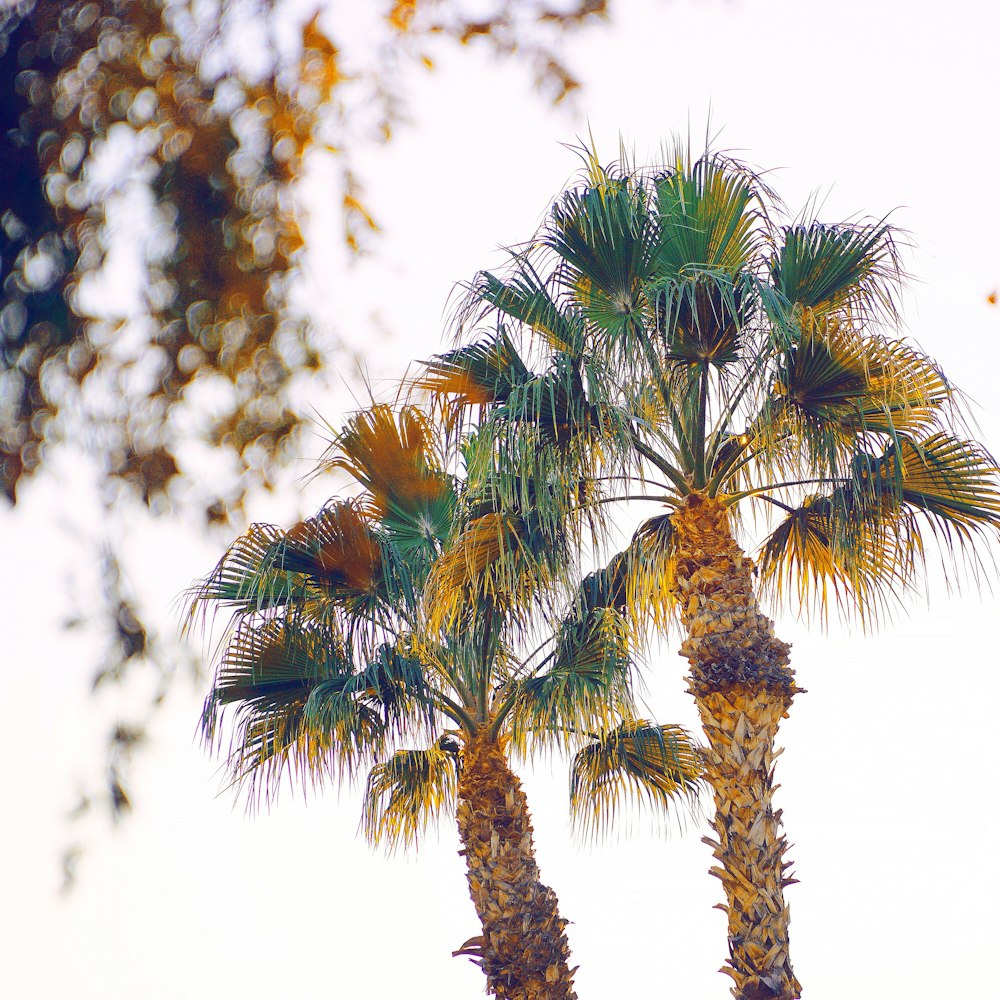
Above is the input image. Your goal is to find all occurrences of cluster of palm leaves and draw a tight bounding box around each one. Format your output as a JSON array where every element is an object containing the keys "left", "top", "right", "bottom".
[
  {"left": 189, "top": 397, "right": 700, "bottom": 998},
  {"left": 190, "top": 143, "right": 1000, "bottom": 1000}
]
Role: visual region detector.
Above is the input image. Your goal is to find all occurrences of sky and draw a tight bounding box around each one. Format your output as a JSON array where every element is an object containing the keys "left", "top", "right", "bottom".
[{"left": 3, "top": 0, "right": 1000, "bottom": 997}]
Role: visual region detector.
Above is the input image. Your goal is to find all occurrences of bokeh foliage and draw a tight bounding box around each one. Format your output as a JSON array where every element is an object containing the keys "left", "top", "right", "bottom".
[{"left": 0, "top": 0, "right": 614, "bottom": 853}]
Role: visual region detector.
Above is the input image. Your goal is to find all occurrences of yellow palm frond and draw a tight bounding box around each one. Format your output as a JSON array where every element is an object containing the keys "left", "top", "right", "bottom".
[
  {"left": 423, "top": 512, "right": 545, "bottom": 633},
  {"left": 570, "top": 720, "right": 702, "bottom": 839},
  {"left": 626, "top": 514, "right": 679, "bottom": 631},
  {"left": 362, "top": 743, "right": 458, "bottom": 851},
  {"left": 324, "top": 404, "right": 449, "bottom": 519},
  {"left": 756, "top": 495, "right": 912, "bottom": 625}
]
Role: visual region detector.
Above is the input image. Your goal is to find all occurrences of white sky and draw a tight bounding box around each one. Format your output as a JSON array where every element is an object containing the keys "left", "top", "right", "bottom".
[{"left": 3, "top": 0, "right": 1000, "bottom": 997}]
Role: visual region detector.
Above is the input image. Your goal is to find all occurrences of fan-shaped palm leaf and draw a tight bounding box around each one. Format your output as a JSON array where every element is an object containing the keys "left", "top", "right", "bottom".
[
  {"left": 424, "top": 511, "right": 561, "bottom": 634},
  {"left": 855, "top": 432, "right": 1000, "bottom": 535},
  {"left": 570, "top": 720, "right": 702, "bottom": 838},
  {"left": 653, "top": 151, "right": 764, "bottom": 276},
  {"left": 544, "top": 171, "right": 662, "bottom": 348},
  {"left": 200, "top": 618, "right": 371, "bottom": 802},
  {"left": 280, "top": 501, "right": 386, "bottom": 595},
  {"left": 771, "top": 322, "right": 948, "bottom": 460},
  {"left": 417, "top": 327, "right": 533, "bottom": 410},
  {"left": 362, "top": 742, "right": 459, "bottom": 851},
  {"left": 756, "top": 494, "right": 912, "bottom": 624},
  {"left": 504, "top": 607, "right": 636, "bottom": 750},
  {"left": 772, "top": 220, "right": 900, "bottom": 322},
  {"left": 474, "top": 268, "right": 586, "bottom": 356},
  {"left": 323, "top": 405, "right": 455, "bottom": 544}
]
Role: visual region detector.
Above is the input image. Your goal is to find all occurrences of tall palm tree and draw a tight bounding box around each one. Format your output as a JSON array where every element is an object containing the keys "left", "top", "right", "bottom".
[
  {"left": 189, "top": 400, "right": 700, "bottom": 1000},
  {"left": 417, "top": 144, "right": 1000, "bottom": 999}
]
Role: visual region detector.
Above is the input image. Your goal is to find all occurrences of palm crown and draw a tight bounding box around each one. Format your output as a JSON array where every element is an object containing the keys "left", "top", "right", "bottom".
[
  {"left": 422, "top": 145, "right": 1000, "bottom": 626},
  {"left": 189, "top": 398, "right": 700, "bottom": 999},
  {"left": 418, "top": 143, "right": 1000, "bottom": 1000}
]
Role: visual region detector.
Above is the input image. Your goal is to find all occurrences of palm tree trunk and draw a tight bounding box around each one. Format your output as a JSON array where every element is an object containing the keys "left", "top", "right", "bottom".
[
  {"left": 454, "top": 728, "right": 577, "bottom": 1000},
  {"left": 671, "top": 493, "right": 802, "bottom": 1000}
]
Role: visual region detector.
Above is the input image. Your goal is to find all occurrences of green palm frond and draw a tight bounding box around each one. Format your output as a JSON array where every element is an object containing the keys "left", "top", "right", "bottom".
[
  {"left": 772, "top": 219, "right": 900, "bottom": 321},
  {"left": 418, "top": 326, "right": 532, "bottom": 410},
  {"left": 570, "top": 720, "right": 702, "bottom": 838},
  {"left": 653, "top": 150, "right": 764, "bottom": 276},
  {"left": 188, "top": 522, "right": 308, "bottom": 620},
  {"left": 362, "top": 742, "right": 459, "bottom": 851},
  {"left": 654, "top": 274, "right": 749, "bottom": 366},
  {"left": 856, "top": 432, "right": 1000, "bottom": 536},
  {"left": 500, "top": 355, "right": 595, "bottom": 444},
  {"left": 504, "top": 607, "right": 636, "bottom": 750},
  {"left": 462, "top": 362, "right": 636, "bottom": 543},
  {"left": 305, "top": 641, "right": 433, "bottom": 746},
  {"left": 474, "top": 268, "right": 586, "bottom": 356},
  {"left": 574, "top": 550, "right": 630, "bottom": 615},
  {"left": 201, "top": 618, "right": 359, "bottom": 802},
  {"left": 544, "top": 170, "right": 661, "bottom": 347}
]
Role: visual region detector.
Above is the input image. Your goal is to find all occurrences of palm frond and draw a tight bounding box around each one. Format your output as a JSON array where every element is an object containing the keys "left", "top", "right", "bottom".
[
  {"left": 322, "top": 405, "right": 455, "bottom": 540},
  {"left": 474, "top": 267, "right": 586, "bottom": 356},
  {"left": 756, "top": 493, "right": 912, "bottom": 625},
  {"left": 543, "top": 168, "right": 661, "bottom": 349},
  {"left": 757, "top": 433, "right": 1000, "bottom": 623},
  {"left": 624, "top": 514, "right": 679, "bottom": 631},
  {"left": 305, "top": 641, "right": 434, "bottom": 747},
  {"left": 772, "top": 322, "right": 948, "bottom": 448},
  {"left": 417, "top": 326, "right": 532, "bottom": 408},
  {"left": 564, "top": 513, "right": 679, "bottom": 642},
  {"left": 653, "top": 150, "right": 764, "bottom": 276},
  {"left": 362, "top": 742, "right": 459, "bottom": 851},
  {"left": 570, "top": 720, "right": 702, "bottom": 839},
  {"left": 858, "top": 432, "right": 1000, "bottom": 537},
  {"left": 200, "top": 618, "right": 358, "bottom": 804},
  {"left": 187, "top": 522, "right": 308, "bottom": 621},
  {"left": 500, "top": 355, "right": 596, "bottom": 445},
  {"left": 505, "top": 607, "right": 636, "bottom": 751},
  {"left": 423, "top": 510, "right": 565, "bottom": 635},
  {"left": 654, "top": 273, "right": 749, "bottom": 366},
  {"left": 772, "top": 219, "right": 901, "bottom": 323},
  {"left": 279, "top": 501, "right": 386, "bottom": 595}
]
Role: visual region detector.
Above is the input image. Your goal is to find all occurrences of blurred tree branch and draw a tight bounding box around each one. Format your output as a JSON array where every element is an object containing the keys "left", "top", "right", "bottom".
[{"left": 0, "top": 0, "right": 619, "bottom": 883}]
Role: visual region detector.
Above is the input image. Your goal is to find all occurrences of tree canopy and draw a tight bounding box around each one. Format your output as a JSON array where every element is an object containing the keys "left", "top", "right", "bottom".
[{"left": 417, "top": 143, "right": 1000, "bottom": 997}]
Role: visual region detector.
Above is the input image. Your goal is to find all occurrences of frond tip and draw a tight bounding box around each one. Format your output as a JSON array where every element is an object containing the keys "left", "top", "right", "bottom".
[{"left": 570, "top": 720, "right": 702, "bottom": 839}]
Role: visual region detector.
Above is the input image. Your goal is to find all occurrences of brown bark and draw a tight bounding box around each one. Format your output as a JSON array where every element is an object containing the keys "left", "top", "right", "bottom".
[
  {"left": 671, "top": 494, "right": 802, "bottom": 1000},
  {"left": 455, "top": 729, "right": 577, "bottom": 1000}
]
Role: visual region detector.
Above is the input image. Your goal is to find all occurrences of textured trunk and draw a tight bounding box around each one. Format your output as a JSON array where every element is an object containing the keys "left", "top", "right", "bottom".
[
  {"left": 671, "top": 494, "right": 802, "bottom": 1000},
  {"left": 454, "top": 729, "right": 577, "bottom": 1000}
]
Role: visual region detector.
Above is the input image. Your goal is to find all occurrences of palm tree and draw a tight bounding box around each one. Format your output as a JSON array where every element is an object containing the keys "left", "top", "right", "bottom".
[
  {"left": 189, "top": 400, "right": 700, "bottom": 1000},
  {"left": 417, "top": 144, "right": 1000, "bottom": 999}
]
